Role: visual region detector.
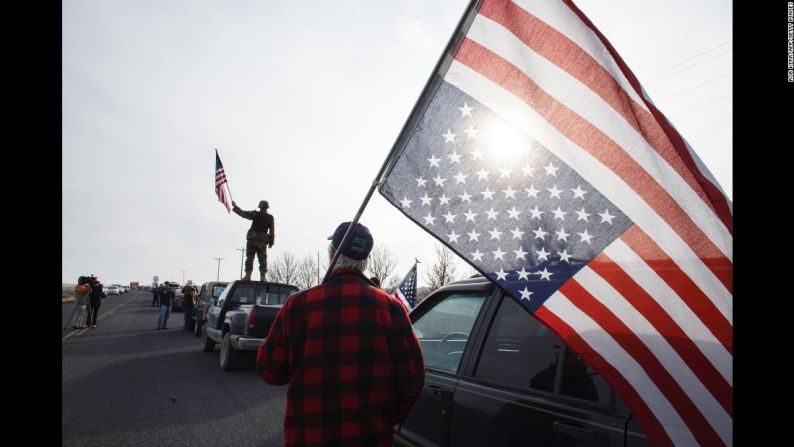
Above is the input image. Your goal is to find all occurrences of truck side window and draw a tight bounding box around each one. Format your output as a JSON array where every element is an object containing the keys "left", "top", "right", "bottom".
[
  {"left": 411, "top": 293, "right": 485, "bottom": 374},
  {"left": 475, "top": 296, "right": 619, "bottom": 409},
  {"left": 216, "top": 286, "right": 232, "bottom": 307},
  {"left": 474, "top": 296, "right": 561, "bottom": 394},
  {"left": 558, "top": 346, "right": 614, "bottom": 406}
]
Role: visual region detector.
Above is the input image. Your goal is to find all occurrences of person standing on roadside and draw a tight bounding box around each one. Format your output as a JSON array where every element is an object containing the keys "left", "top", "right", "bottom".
[
  {"left": 72, "top": 276, "right": 92, "bottom": 329},
  {"left": 86, "top": 275, "right": 104, "bottom": 328},
  {"left": 181, "top": 280, "right": 198, "bottom": 332},
  {"left": 156, "top": 285, "right": 174, "bottom": 330},
  {"left": 256, "top": 221, "right": 425, "bottom": 446},
  {"left": 151, "top": 282, "right": 161, "bottom": 307}
]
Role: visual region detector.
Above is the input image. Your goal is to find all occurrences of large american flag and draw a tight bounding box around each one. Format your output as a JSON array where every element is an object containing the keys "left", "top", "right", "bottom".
[
  {"left": 393, "top": 263, "right": 418, "bottom": 311},
  {"left": 379, "top": 0, "right": 732, "bottom": 445},
  {"left": 215, "top": 151, "right": 231, "bottom": 213}
]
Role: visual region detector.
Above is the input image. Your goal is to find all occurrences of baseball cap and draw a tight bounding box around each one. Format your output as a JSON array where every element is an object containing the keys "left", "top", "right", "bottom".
[{"left": 328, "top": 221, "right": 374, "bottom": 260}]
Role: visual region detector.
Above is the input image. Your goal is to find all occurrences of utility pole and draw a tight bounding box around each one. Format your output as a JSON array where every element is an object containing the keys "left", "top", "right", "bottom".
[
  {"left": 182, "top": 270, "right": 186, "bottom": 284},
  {"left": 214, "top": 257, "right": 224, "bottom": 281},
  {"left": 236, "top": 247, "right": 246, "bottom": 279}
]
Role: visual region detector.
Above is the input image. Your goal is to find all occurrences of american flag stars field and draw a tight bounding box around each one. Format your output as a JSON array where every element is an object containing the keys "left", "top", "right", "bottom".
[{"left": 382, "top": 82, "right": 632, "bottom": 312}]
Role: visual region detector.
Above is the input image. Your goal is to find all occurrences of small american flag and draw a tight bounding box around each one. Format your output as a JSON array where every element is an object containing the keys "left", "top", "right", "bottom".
[
  {"left": 215, "top": 151, "right": 231, "bottom": 213},
  {"left": 393, "top": 263, "right": 418, "bottom": 311},
  {"left": 379, "top": 0, "right": 732, "bottom": 445}
]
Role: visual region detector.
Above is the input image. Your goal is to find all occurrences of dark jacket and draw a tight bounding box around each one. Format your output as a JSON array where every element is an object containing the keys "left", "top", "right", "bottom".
[
  {"left": 88, "top": 280, "right": 104, "bottom": 306},
  {"left": 160, "top": 288, "right": 174, "bottom": 306}
]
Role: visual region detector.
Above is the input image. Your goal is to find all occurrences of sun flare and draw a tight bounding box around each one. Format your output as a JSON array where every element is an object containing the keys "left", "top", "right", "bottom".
[{"left": 482, "top": 121, "right": 528, "bottom": 161}]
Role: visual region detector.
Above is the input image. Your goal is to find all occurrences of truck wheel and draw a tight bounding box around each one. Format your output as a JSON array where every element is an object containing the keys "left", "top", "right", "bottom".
[
  {"left": 194, "top": 320, "right": 203, "bottom": 337},
  {"left": 201, "top": 326, "right": 215, "bottom": 352},
  {"left": 220, "top": 332, "right": 240, "bottom": 371}
]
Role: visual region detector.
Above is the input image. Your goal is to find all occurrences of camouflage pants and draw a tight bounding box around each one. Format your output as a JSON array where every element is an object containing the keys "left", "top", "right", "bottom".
[{"left": 245, "top": 238, "right": 269, "bottom": 280}]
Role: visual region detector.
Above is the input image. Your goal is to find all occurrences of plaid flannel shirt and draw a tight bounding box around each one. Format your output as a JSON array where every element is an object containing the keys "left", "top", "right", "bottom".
[{"left": 257, "top": 268, "right": 425, "bottom": 447}]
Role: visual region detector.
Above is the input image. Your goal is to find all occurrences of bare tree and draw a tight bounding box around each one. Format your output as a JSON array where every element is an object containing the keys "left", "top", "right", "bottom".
[
  {"left": 269, "top": 251, "right": 299, "bottom": 285},
  {"left": 295, "top": 254, "right": 319, "bottom": 290},
  {"left": 425, "top": 244, "right": 460, "bottom": 291},
  {"left": 461, "top": 266, "right": 481, "bottom": 279},
  {"left": 366, "top": 244, "right": 398, "bottom": 288},
  {"left": 416, "top": 286, "right": 433, "bottom": 305},
  {"left": 382, "top": 274, "right": 401, "bottom": 292}
]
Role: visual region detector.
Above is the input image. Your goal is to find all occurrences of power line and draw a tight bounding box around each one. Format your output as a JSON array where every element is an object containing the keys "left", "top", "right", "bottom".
[
  {"left": 644, "top": 39, "right": 732, "bottom": 79},
  {"left": 667, "top": 94, "right": 732, "bottom": 118},
  {"left": 653, "top": 73, "right": 732, "bottom": 102},
  {"left": 645, "top": 48, "right": 732, "bottom": 86}
]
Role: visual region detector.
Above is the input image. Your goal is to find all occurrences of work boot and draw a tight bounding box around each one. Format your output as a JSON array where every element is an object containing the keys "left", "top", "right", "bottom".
[
  {"left": 259, "top": 269, "right": 267, "bottom": 282},
  {"left": 243, "top": 271, "right": 251, "bottom": 281}
]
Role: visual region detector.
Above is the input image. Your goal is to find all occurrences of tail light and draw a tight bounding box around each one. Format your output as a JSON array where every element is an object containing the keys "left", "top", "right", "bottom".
[{"left": 247, "top": 305, "right": 257, "bottom": 330}]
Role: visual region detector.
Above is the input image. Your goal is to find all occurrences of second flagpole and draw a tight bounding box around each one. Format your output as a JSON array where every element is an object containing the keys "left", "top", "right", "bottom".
[{"left": 322, "top": 0, "right": 482, "bottom": 283}]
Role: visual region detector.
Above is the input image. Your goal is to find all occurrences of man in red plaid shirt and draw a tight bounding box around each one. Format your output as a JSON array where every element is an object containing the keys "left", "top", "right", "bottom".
[{"left": 257, "top": 221, "right": 425, "bottom": 446}]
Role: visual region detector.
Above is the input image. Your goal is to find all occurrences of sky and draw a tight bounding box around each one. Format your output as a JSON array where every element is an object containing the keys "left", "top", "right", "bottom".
[{"left": 62, "top": 0, "right": 732, "bottom": 288}]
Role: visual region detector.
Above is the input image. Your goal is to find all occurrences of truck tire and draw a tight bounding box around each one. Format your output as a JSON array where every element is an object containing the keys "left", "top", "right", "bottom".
[
  {"left": 201, "top": 326, "right": 215, "bottom": 352},
  {"left": 220, "top": 331, "right": 240, "bottom": 371}
]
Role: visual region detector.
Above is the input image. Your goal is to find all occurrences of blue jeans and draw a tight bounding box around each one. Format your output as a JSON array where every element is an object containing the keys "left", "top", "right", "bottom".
[
  {"left": 183, "top": 304, "right": 194, "bottom": 330},
  {"left": 156, "top": 304, "right": 171, "bottom": 329}
]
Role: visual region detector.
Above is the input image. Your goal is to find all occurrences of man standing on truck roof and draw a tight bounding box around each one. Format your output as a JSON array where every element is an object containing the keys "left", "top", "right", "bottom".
[
  {"left": 231, "top": 199, "right": 275, "bottom": 282},
  {"left": 256, "top": 221, "right": 425, "bottom": 447}
]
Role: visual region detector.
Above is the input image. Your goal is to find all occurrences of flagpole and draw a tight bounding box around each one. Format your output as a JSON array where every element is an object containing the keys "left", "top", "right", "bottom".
[
  {"left": 216, "top": 148, "right": 234, "bottom": 203},
  {"left": 323, "top": 0, "right": 482, "bottom": 283}
]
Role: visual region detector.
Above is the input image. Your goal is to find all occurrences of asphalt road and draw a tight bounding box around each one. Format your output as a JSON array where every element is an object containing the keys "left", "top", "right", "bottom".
[{"left": 62, "top": 290, "right": 288, "bottom": 446}]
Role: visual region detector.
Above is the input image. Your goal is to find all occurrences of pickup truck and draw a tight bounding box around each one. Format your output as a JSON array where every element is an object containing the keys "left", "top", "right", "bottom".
[
  {"left": 201, "top": 279, "right": 298, "bottom": 371},
  {"left": 394, "top": 276, "right": 648, "bottom": 447},
  {"left": 192, "top": 281, "right": 229, "bottom": 337}
]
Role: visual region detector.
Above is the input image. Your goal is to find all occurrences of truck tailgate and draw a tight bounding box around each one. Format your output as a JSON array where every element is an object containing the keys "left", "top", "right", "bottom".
[{"left": 247, "top": 304, "right": 282, "bottom": 338}]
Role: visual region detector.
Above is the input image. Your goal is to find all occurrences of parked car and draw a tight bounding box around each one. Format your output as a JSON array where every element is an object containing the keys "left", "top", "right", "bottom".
[
  {"left": 192, "top": 281, "right": 229, "bottom": 337},
  {"left": 201, "top": 279, "right": 298, "bottom": 371},
  {"left": 394, "top": 276, "right": 649, "bottom": 447}
]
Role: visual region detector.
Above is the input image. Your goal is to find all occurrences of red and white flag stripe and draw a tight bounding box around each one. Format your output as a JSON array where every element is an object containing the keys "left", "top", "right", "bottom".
[
  {"left": 447, "top": 0, "right": 733, "bottom": 445},
  {"left": 215, "top": 171, "right": 231, "bottom": 213},
  {"left": 393, "top": 290, "right": 412, "bottom": 314}
]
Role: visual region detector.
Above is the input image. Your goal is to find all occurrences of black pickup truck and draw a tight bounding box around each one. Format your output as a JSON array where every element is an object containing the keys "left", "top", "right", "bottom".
[{"left": 201, "top": 279, "right": 298, "bottom": 371}]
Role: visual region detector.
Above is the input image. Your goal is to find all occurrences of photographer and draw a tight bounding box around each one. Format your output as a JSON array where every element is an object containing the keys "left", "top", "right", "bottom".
[
  {"left": 182, "top": 280, "right": 198, "bottom": 331},
  {"left": 156, "top": 283, "right": 174, "bottom": 330},
  {"left": 86, "top": 275, "right": 105, "bottom": 328}
]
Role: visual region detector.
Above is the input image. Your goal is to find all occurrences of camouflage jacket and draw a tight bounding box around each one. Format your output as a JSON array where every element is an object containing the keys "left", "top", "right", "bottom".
[{"left": 232, "top": 206, "right": 275, "bottom": 244}]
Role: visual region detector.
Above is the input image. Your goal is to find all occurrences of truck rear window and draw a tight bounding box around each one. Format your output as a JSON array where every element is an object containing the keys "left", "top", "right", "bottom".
[{"left": 230, "top": 283, "right": 297, "bottom": 305}]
